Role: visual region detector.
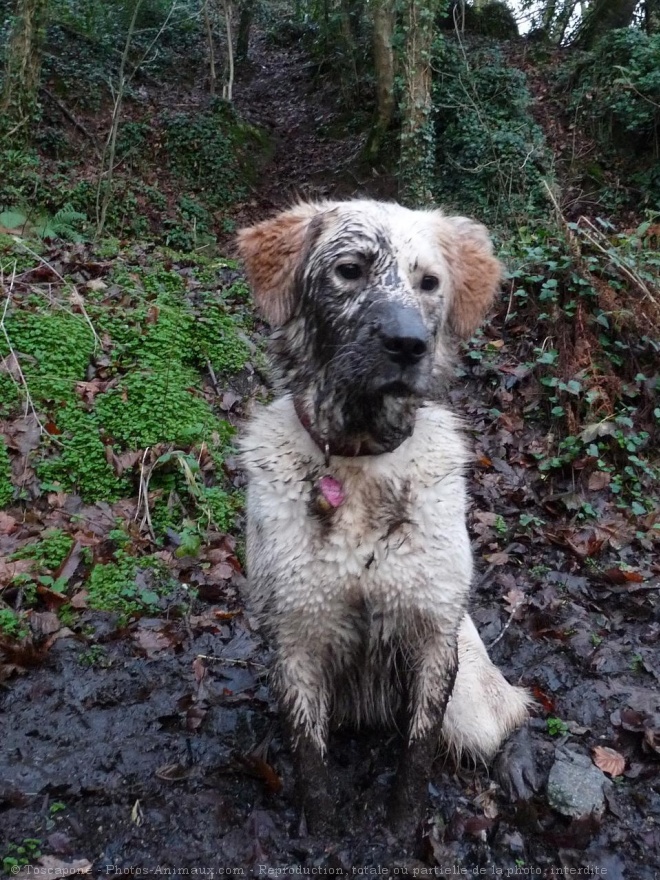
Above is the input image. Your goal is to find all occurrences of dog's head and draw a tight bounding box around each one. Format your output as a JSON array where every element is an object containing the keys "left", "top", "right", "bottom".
[{"left": 238, "top": 200, "right": 501, "bottom": 453}]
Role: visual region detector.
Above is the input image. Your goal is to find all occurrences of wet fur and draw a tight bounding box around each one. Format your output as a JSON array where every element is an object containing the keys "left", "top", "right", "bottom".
[{"left": 238, "top": 200, "right": 532, "bottom": 831}]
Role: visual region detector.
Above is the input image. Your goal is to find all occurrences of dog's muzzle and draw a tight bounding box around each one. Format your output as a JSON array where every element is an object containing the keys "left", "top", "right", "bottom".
[
  {"left": 369, "top": 302, "right": 430, "bottom": 394},
  {"left": 376, "top": 302, "right": 429, "bottom": 367}
]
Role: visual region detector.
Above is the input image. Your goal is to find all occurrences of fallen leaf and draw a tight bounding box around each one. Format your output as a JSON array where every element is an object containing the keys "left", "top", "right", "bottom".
[
  {"left": 484, "top": 551, "right": 510, "bottom": 566},
  {"left": 30, "top": 611, "right": 62, "bottom": 636},
  {"left": 155, "top": 762, "right": 193, "bottom": 781},
  {"left": 0, "top": 511, "right": 17, "bottom": 534},
  {"left": 503, "top": 588, "right": 526, "bottom": 611},
  {"left": 592, "top": 745, "right": 626, "bottom": 777},
  {"left": 234, "top": 752, "right": 283, "bottom": 793},
  {"left": 588, "top": 471, "right": 611, "bottom": 491},
  {"left": 602, "top": 568, "right": 644, "bottom": 585},
  {"left": 206, "top": 561, "right": 234, "bottom": 582}
]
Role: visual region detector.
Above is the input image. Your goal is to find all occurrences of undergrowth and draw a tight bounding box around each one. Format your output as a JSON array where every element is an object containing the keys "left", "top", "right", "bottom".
[
  {"left": 0, "top": 240, "right": 249, "bottom": 514},
  {"left": 432, "top": 40, "right": 550, "bottom": 223},
  {"left": 484, "top": 213, "right": 660, "bottom": 516}
]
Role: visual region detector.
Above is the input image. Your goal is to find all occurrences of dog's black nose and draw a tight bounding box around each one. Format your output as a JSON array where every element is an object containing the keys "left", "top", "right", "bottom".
[{"left": 377, "top": 305, "right": 429, "bottom": 366}]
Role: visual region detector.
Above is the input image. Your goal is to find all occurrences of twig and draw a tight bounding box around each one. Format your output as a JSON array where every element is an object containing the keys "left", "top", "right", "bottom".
[
  {"left": 488, "top": 596, "right": 526, "bottom": 650},
  {"left": 0, "top": 263, "right": 53, "bottom": 439},
  {"left": 196, "top": 653, "right": 267, "bottom": 670},
  {"left": 136, "top": 447, "right": 156, "bottom": 540},
  {"left": 12, "top": 238, "right": 101, "bottom": 351}
]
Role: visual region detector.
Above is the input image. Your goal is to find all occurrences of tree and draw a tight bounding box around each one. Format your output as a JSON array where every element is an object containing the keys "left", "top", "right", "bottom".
[
  {"left": 399, "top": 0, "right": 437, "bottom": 205},
  {"left": 0, "top": 0, "right": 49, "bottom": 142},
  {"left": 572, "top": 0, "right": 640, "bottom": 47},
  {"left": 364, "top": 0, "right": 396, "bottom": 163}
]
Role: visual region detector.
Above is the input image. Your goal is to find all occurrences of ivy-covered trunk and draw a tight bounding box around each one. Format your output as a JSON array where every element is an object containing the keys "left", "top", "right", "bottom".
[
  {"left": 364, "top": 0, "right": 395, "bottom": 163},
  {"left": 0, "top": 0, "right": 49, "bottom": 142},
  {"left": 399, "top": 0, "right": 436, "bottom": 206}
]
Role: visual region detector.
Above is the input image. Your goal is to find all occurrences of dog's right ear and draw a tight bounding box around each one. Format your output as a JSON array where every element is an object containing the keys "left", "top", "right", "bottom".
[{"left": 237, "top": 204, "right": 320, "bottom": 326}]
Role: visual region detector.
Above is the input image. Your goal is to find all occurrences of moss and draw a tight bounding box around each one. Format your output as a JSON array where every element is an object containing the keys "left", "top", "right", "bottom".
[{"left": 0, "top": 437, "right": 13, "bottom": 507}]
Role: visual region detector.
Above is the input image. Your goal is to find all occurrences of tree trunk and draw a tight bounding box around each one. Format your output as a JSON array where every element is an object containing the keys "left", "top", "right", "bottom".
[
  {"left": 202, "top": 0, "right": 217, "bottom": 96},
  {"left": 645, "top": 0, "right": 660, "bottom": 32},
  {"left": 399, "top": 0, "right": 436, "bottom": 206},
  {"left": 0, "top": 0, "right": 49, "bottom": 141},
  {"left": 221, "top": 0, "right": 234, "bottom": 101},
  {"left": 236, "top": 0, "right": 253, "bottom": 64},
  {"left": 572, "top": 0, "right": 639, "bottom": 47},
  {"left": 363, "top": 0, "right": 395, "bottom": 164}
]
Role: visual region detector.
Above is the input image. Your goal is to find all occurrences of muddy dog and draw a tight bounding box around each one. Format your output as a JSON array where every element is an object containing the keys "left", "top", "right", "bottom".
[{"left": 238, "top": 200, "right": 535, "bottom": 835}]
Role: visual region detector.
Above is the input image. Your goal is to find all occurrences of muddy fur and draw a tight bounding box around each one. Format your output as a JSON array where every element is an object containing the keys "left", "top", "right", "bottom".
[{"left": 238, "top": 200, "right": 533, "bottom": 832}]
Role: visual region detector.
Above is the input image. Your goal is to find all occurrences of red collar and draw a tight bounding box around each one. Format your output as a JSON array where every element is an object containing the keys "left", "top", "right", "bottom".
[{"left": 293, "top": 397, "right": 377, "bottom": 460}]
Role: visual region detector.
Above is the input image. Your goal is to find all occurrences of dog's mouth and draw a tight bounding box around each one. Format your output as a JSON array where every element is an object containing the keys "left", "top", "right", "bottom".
[{"left": 372, "top": 377, "right": 421, "bottom": 397}]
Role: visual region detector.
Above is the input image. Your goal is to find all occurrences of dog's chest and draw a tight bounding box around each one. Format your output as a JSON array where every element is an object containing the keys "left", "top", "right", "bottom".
[{"left": 241, "top": 398, "right": 472, "bottom": 616}]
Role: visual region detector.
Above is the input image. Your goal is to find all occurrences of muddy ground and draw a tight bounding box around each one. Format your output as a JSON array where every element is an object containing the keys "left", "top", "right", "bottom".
[{"left": 2, "top": 32, "right": 660, "bottom": 880}]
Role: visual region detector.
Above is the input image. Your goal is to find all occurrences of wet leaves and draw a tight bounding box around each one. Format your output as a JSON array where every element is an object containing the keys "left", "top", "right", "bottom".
[{"left": 592, "top": 746, "right": 626, "bottom": 777}]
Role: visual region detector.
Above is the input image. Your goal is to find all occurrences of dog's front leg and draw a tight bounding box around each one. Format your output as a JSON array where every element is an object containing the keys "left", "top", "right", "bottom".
[
  {"left": 272, "top": 650, "right": 336, "bottom": 835},
  {"left": 388, "top": 630, "right": 458, "bottom": 836}
]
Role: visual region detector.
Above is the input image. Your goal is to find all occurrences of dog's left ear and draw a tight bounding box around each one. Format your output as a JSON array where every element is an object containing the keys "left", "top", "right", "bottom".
[
  {"left": 236, "top": 204, "right": 321, "bottom": 326},
  {"left": 438, "top": 216, "right": 502, "bottom": 339}
]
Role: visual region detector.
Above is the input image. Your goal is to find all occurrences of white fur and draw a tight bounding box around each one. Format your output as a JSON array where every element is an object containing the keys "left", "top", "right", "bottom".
[{"left": 241, "top": 395, "right": 531, "bottom": 758}]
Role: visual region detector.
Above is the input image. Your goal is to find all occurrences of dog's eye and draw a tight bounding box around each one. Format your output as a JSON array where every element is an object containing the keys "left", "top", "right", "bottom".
[
  {"left": 336, "top": 263, "right": 362, "bottom": 281},
  {"left": 421, "top": 275, "right": 439, "bottom": 292}
]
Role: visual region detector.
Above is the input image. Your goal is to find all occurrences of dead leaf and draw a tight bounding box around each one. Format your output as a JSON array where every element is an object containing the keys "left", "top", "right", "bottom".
[
  {"left": 155, "top": 762, "right": 193, "bottom": 781},
  {"left": 484, "top": 552, "right": 510, "bottom": 566},
  {"left": 602, "top": 568, "right": 644, "bottom": 585},
  {"left": 588, "top": 471, "right": 611, "bottom": 491},
  {"left": 133, "top": 624, "right": 171, "bottom": 657},
  {"left": 0, "top": 511, "right": 17, "bottom": 534},
  {"left": 30, "top": 611, "right": 62, "bottom": 636},
  {"left": 70, "top": 590, "right": 89, "bottom": 609},
  {"left": 206, "top": 561, "right": 234, "bottom": 583},
  {"left": 234, "top": 752, "right": 283, "bottom": 794},
  {"left": 192, "top": 655, "right": 208, "bottom": 684},
  {"left": 644, "top": 728, "right": 660, "bottom": 755},
  {"left": 592, "top": 745, "right": 626, "bottom": 777},
  {"left": 86, "top": 278, "right": 107, "bottom": 291},
  {"left": 503, "top": 588, "right": 526, "bottom": 611}
]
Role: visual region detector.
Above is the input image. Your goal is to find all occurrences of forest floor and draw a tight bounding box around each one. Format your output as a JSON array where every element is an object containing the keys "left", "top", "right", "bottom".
[{"left": 1, "top": 30, "right": 659, "bottom": 880}]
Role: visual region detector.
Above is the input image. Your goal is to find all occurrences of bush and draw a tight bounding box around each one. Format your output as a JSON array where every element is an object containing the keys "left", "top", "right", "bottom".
[
  {"left": 567, "top": 29, "right": 660, "bottom": 207},
  {"left": 431, "top": 40, "right": 550, "bottom": 222}
]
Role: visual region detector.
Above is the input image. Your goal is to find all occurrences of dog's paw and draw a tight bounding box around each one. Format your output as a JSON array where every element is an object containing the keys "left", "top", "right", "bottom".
[{"left": 494, "top": 724, "right": 537, "bottom": 802}]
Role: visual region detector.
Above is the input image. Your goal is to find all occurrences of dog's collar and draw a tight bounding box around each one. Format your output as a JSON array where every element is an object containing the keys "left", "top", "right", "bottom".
[{"left": 293, "top": 397, "right": 380, "bottom": 461}]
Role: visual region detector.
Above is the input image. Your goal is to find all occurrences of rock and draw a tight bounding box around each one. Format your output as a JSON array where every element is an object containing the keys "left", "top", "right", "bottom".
[{"left": 547, "top": 746, "right": 611, "bottom": 818}]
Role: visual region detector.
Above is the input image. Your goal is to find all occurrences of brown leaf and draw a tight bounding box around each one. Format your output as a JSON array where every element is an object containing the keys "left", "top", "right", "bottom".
[
  {"left": 54, "top": 540, "right": 84, "bottom": 585},
  {"left": 206, "top": 562, "right": 234, "bottom": 583},
  {"left": 644, "top": 728, "right": 660, "bottom": 755},
  {"left": 70, "top": 590, "right": 88, "bottom": 609},
  {"left": 484, "top": 552, "right": 510, "bottom": 566},
  {"left": 503, "top": 588, "right": 526, "bottom": 611},
  {"left": 0, "top": 511, "right": 17, "bottom": 534},
  {"left": 192, "top": 656, "right": 208, "bottom": 685},
  {"left": 105, "top": 446, "right": 143, "bottom": 476},
  {"left": 133, "top": 624, "right": 172, "bottom": 658},
  {"left": 234, "top": 752, "right": 283, "bottom": 794},
  {"left": 588, "top": 471, "right": 611, "bottom": 491},
  {"left": 186, "top": 704, "right": 207, "bottom": 731},
  {"left": 602, "top": 568, "right": 644, "bottom": 585},
  {"left": 30, "top": 611, "right": 62, "bottom": 637},
  {"left": 592, "top": 746, "right": 626, "bottom": 777}
]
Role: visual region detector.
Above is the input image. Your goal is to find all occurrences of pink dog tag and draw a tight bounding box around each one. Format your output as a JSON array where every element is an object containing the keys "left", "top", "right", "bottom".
[{"left": 318, "top": 475, "right": 345, "bottom": 508}]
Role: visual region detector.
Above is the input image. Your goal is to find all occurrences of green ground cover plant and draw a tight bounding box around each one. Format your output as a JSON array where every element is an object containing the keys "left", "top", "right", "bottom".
[{"left": 0, "top": 235, "right": 250, "bottom": 633}]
